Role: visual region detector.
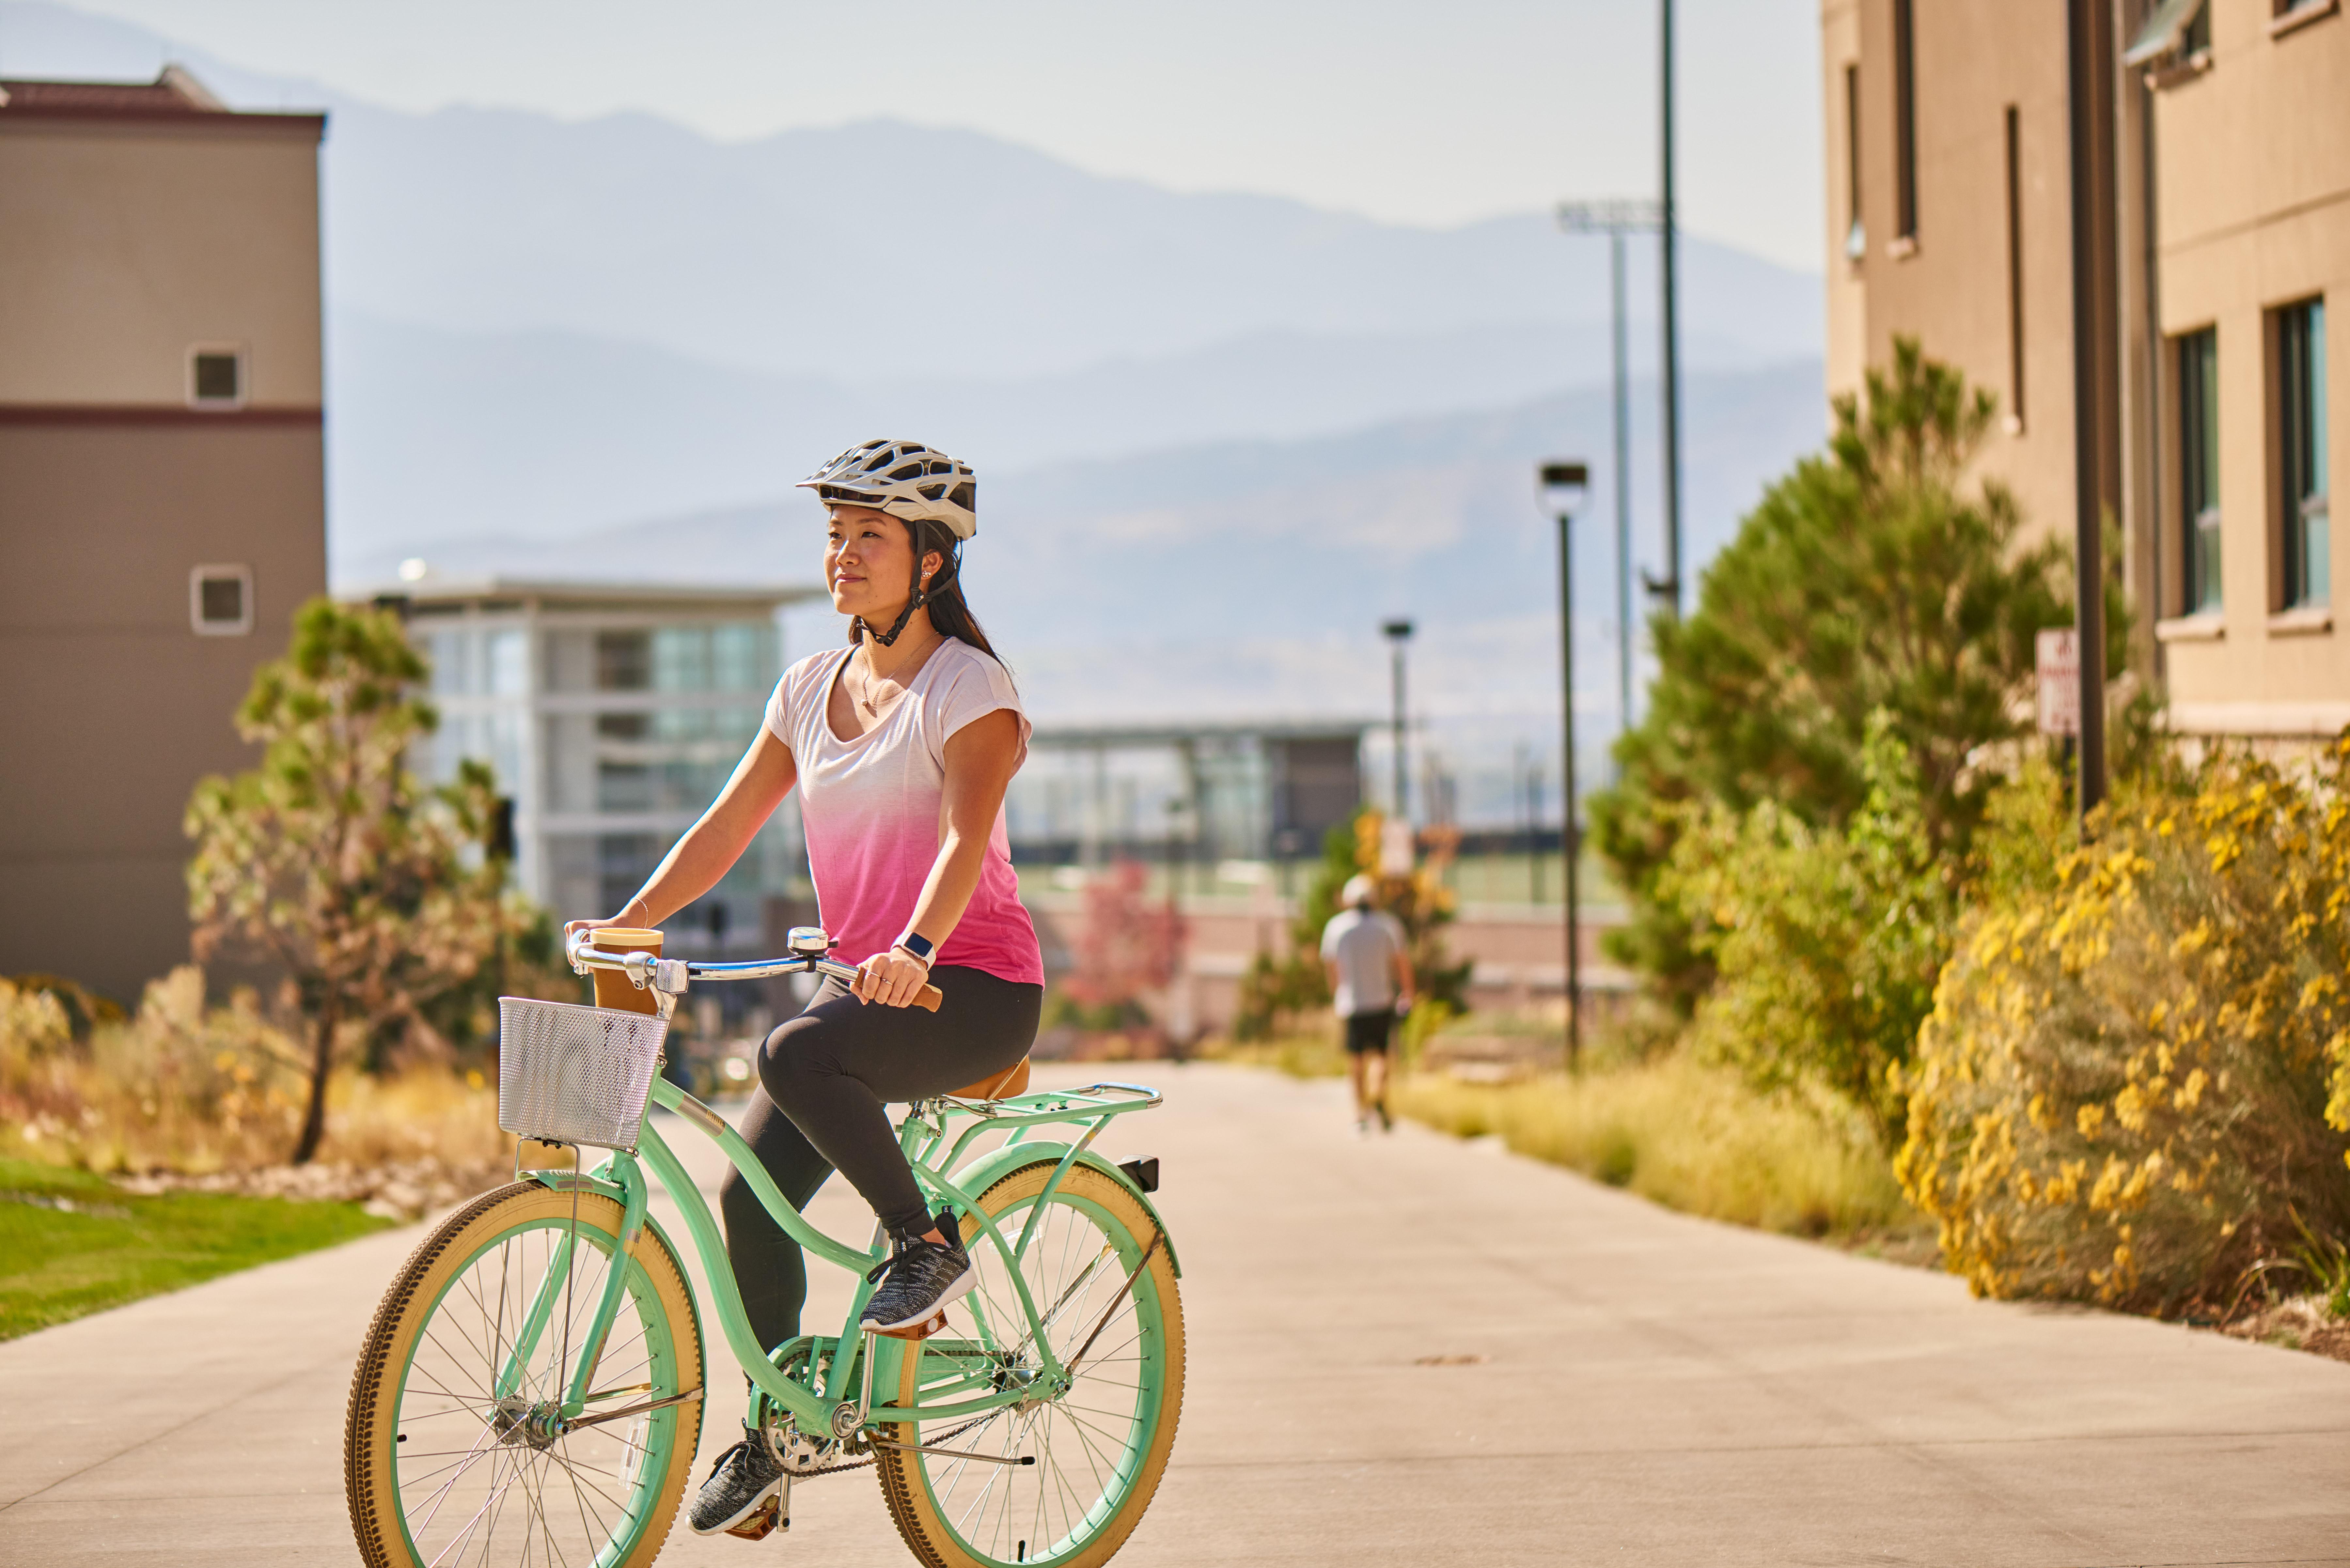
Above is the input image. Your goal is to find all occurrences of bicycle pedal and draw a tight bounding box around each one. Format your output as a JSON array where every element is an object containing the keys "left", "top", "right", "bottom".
[
  {"left": 874, "top": 1310, "right": 949, "bottom": 1342},
  {"left": 722, "top": 1495, "right": 787, "bottom": 1540}
]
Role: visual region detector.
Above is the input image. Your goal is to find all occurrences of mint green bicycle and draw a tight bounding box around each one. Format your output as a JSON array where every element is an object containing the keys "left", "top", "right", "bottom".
[{"left": 343, "top": 928, "right": 1183, "bottom": 1568}]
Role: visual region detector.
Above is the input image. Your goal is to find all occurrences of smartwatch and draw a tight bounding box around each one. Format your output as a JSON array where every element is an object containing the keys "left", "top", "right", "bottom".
[{"left": 894, "top": 930, "right": 936, "bottom": 966}]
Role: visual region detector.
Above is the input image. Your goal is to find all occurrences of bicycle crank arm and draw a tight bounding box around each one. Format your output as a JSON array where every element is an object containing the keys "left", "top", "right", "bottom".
[
  {"left": 868, "top": 1436, "right": 1035, "bottom": 1466},
  {"left": 562, "top": 1387, "right": 704, "bottom": 1431}
]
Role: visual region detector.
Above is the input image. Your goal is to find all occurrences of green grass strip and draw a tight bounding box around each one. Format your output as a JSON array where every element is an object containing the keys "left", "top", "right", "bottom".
[{"left": 0, "top": 1157, "right": 396, "bottom": 1341}]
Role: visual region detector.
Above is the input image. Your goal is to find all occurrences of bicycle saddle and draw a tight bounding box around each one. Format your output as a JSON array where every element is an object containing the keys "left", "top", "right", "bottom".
[{"left": 951, "top": 1058, "right": 1030, "bottom": 1101}]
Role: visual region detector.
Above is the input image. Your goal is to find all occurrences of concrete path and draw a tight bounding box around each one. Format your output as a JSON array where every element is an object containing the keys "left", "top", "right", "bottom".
[{"left": 3, "top": 1062, "right": 2347, "bottom": 1566}]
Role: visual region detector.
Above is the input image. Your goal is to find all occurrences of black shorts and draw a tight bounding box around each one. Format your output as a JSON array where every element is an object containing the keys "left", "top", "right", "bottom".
[{"left": 1343, "top": 1010, "right": 1396, "bottom": 1054}]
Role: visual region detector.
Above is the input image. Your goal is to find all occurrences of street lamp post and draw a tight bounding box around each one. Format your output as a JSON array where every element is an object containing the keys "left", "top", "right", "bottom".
[
  {"left": 1538, "top": 462, "right": 1590, "bottom": 1069},
  {"left": 1382, "top": 619, "right": 1414, "bottom": 827},
  {"left": 1659, "top": 0, "right": 1684, "bottom": 618},
  {"left": 1557, "top": 197, "right": 1666, "bottom": 749}
]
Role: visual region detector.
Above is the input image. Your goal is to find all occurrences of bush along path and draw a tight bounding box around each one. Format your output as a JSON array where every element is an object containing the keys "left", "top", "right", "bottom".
[{"left": 1901, "top": 739, "right": 2350, "bottom": 1323}]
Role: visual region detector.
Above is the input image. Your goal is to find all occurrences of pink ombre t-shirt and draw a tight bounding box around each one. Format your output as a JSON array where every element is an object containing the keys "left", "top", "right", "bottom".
[{"left": 765, "top": 639, "right": 1044, "bottom": 987}]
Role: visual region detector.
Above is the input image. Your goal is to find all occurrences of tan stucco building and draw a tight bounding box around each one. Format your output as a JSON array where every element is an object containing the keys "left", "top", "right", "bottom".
[
  {"left": 1821, "top": 0, "right": 2345, "bottom": 737},
  {"left": 0, "top": 70, "right": 327, "bottom": 1002}
]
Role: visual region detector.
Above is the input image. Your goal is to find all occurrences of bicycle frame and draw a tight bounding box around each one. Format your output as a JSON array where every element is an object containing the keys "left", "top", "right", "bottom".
[{"left": 507, "top": 936, "right": 1175, "bottom": 1450}]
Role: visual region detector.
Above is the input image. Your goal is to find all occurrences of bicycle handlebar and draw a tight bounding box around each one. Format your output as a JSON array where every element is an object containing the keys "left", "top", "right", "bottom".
[{"left": 564, "top": 930, "right": 943, "bottom": 1013}]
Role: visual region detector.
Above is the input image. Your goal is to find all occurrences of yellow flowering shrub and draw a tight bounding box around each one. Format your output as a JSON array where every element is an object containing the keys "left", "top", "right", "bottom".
[{"left": 1899, "top": 739, "right": 2350, "bottom": 1311}]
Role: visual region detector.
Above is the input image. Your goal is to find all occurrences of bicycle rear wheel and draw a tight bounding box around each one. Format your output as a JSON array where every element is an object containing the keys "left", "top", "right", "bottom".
[
  {"left": 344, "top": 1181, "right": 704, "bottom": 1568},
  {"left": 877, "top": 1161, "right": 1183, "bottom": 1568}
]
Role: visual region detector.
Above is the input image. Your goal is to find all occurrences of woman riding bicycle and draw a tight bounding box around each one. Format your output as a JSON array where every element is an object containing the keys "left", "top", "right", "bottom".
[{"left": 564, "top": 437, "right": 1043, "bottom": 1533}]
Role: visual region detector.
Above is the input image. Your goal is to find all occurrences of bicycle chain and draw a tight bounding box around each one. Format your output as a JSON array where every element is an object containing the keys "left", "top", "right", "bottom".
[{"left": 771, "top": 1410, "right": 1003, "bottom": 1482}]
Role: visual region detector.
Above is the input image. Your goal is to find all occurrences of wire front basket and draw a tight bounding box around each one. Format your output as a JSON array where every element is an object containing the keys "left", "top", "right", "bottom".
[{"left": 496, "top": 997, "right": 668, "bottom": 1151}]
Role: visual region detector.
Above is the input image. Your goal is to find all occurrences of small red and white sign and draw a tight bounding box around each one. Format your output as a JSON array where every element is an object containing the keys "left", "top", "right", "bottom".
[{"left": 2036, "top": 629, "right": 2079, "bottom": 737}]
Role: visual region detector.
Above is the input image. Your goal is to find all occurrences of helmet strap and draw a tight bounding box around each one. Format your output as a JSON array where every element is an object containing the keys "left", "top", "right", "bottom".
[{"left": 856, "top": 561, "right": 939, "bottom": 649}]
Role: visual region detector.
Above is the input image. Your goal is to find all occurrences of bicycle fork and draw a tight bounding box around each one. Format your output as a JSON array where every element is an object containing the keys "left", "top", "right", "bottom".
[{"left": 495, "top": 1151, "right": 652, "bottom": 1422}]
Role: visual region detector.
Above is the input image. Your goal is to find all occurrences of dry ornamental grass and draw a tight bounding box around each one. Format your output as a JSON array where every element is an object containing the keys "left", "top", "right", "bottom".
[
  {"left": 2, "top": 968, "right": 512, "bottom": 1214},
  {"left": 1395, "top": 1055, "right": 1916, "bottom": 1240}
]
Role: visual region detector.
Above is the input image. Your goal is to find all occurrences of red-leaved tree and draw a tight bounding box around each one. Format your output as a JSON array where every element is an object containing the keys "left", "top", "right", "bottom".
[{"left": 1061, "top": 861, "right": 1184, "bottom": 1033}]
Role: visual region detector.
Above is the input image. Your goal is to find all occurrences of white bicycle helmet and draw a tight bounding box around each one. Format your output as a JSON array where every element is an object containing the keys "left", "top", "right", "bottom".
[{"left": 796, "top": 439, "right": 977, "bottom": 540}]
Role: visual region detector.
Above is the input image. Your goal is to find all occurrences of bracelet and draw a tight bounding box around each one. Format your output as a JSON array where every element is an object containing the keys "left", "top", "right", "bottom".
[
  {"left": 625, "top": 895, "right": 651, "bottom": 926},
  {"left": 894, "top": 930, "right": 936, "bottom": 966}
]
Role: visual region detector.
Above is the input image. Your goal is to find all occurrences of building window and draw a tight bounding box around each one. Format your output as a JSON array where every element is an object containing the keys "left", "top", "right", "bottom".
[
  {"left": 2186, "top": 1, "right": 2212, "bottom": 52},
  {"left": 484, "top": 628, "right": 530, "bottom": 697},
  {"left": 187, "top": 345, "right": 244, "bottom": 409},
  {"left": 597, "top": 712, "right": 650, "bottom": 740},
  {"left": 2279, "top": 299, "right": 2330, "bottom": 608},
  {"left": 596, "top": 630, "right": 652, "bottom": 691},
  {"left": 2004, "top": 105, "right": 2025, "bottom": 430},
  {"left": 189, "top": 564, "right": 253, "bottom": 636},
  {"left": 1843, "top": 63, "right": 1864, "bottom": 261},
  {"left": 2123, "top": 0, "right": 2212, "bottom": 76},
  {"left": 2178, "top": 328, "right": 2221, "bottom": 613},
  {"left": 1892, "top": 0, "right": 1918, "bottom": 244}
]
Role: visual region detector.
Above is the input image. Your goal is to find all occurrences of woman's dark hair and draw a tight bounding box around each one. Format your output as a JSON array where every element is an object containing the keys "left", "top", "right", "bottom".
[{"left": 849, "top": 514, "right": 1002, "bottom": 663}]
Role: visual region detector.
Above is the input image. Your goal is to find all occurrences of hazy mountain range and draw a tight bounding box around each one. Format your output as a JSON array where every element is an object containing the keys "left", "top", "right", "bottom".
[
  {"left": 364, "top": 361, "right": 1824, "bottom": 740},
  {"left": 5, "top": 1, "right": 1833, "bottom": 807}
]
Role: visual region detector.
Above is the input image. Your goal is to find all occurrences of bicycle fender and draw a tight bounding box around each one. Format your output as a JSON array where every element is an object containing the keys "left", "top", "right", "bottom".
[
  {"left": 947, "top": 1142, "right": 1182, "bottom": 1278},
  {"left": 524, "top": 1168, "right": 627, "bottom": 1204}
]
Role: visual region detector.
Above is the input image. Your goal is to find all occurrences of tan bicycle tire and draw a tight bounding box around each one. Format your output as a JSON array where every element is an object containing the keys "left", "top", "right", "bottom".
[
  {"left": 877, "top": 1161, "right": 1184, "bottom": 1568},
  {"left": 343, "top": 1181, "right": 705, "bottom": 1568}
]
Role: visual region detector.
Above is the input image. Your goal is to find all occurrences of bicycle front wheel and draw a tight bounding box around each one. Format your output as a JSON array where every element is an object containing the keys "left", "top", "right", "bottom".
[
  {"left": 877, "top": 1160, "right": 1184, "bottom": 1568},
  {"left": 344, "top": 1181, "right": 705, "bottom": 1568}
]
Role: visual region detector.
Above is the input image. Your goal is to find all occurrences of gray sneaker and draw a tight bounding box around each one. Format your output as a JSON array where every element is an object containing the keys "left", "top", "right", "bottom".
[
  {"left": 860, "top": 1210, "right": 974, "bottom": 1334},
  {"left": 686, "top": 1431, "right": 784, "bottom": 1535}
]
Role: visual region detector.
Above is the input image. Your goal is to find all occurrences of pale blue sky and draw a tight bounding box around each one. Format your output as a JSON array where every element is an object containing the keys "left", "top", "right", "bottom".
[{"left": 47, "top": 0, "right": 1826, "bottom": 271}]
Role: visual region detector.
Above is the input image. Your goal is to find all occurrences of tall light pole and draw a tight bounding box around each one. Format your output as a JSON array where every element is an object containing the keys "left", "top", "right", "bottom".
[
  {"left": 1382, "top": 618, "right": 1414, "bottom": 825},
  {"left": 1557, "top": 197, "right": 1665, "bottom": 747},
  {"left": 1539, "top": 461, "right": 1590, "bottom": 1069},
  {"left": 1658, "top": 0, "right": 1684, "bottom": 618},
  {"left": 2065, "top": 0, "right": 2114, "bottom": 820}
]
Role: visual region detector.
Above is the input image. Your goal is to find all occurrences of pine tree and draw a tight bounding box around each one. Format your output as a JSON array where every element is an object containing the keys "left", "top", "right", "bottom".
[{"left": 185, "top": 598, "right": 527, "bottom": 1163}]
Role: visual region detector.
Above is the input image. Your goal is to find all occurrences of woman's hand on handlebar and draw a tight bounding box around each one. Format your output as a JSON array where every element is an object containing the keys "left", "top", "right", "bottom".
[
  {"left": 852, "top": 947, "right": 932, "bottom": 1008},
  {"left": 561, "top": 908, "right": 650, "bottom": 949}
]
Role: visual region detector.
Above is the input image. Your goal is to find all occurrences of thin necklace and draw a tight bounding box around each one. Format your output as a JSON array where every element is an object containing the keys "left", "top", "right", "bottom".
[{"left": 855, "top": 631, "right": 936, "bottom": 716}]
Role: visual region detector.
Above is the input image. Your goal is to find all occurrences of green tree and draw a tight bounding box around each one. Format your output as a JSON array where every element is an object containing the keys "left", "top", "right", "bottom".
[
  {"left": 1661, "top": 713, "right": 1957, "bottom": 1148},
  {"left": 1591, "top": 338, "right": 2079, "bottom": 1006},
  {"left": 185, "top": 598, "right": 528, "bottom": 1164}
]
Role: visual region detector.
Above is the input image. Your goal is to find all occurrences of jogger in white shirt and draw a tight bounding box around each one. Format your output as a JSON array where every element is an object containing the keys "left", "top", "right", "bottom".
[{"left": 1321, "top": 874, "right": 1415, "bottom": 1133}]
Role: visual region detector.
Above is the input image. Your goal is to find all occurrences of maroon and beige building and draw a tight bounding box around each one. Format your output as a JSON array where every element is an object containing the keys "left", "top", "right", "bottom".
[
  {"left": 0, "top": 70, "right": 327, "bottom": 1001},
  {"left": 1821, "top": 0, "right": 2344, "bottom": 735}
]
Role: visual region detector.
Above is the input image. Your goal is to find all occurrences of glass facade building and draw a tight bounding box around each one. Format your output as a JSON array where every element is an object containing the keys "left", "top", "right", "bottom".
[{"left": 386, "top": 580, "right": 823, "bottom": 954}]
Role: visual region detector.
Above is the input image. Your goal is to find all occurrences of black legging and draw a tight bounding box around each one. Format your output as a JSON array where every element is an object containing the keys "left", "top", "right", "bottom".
[{"left": 718, "top": 965, "right": 1040, "bottom": 1352}]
